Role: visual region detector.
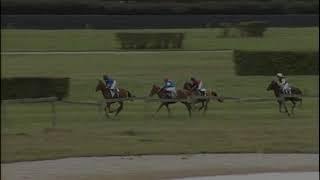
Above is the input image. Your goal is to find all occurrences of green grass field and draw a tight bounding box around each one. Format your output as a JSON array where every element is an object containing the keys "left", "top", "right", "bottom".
[
  {"left": 1, "top": 28, "right": 319, "bottom": 163},
  {"left": 2, "top": 28, "right": 319, "bottom": 52}
]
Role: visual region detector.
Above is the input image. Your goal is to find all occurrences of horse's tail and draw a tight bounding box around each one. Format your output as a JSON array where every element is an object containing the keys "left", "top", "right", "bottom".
[
  {"left": 291, "top": 86, "right": 303, "bottom": 108},
  {"left": 299, "top": 98, "right": 303, "bottom": 108},
  {"left": 127, "top": 90, "right": 135, "bottom": 101},
  {"left": 291, "top": 86, "right": 303, "bottom": 95},
  {"left": 211, "top": 91, "right": 223, "bottom": 103}
]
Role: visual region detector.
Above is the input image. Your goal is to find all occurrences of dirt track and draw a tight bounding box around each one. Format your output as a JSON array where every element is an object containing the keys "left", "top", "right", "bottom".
[{"left": 1, "top": 154, "right": 318, "bottom": 180}]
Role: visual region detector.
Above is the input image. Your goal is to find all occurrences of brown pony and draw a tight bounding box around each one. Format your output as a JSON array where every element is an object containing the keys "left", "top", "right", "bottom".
[
  {"left": 149, "top": 85, "right": 193, "bottom": 118},
  {"left": 267, "top": 80, "right": 302, "bottom": 116},
  {"left": 183, "top": 81, "right": 223, "bottom": 114},
  {"left": 96, "top": 80, "right": 134, "bottom": 118}
]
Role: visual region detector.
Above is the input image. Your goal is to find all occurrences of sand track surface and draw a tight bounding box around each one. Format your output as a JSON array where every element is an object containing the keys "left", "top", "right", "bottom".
[{"left": 1, "top": 154, "right": 318, "bottom": 180}]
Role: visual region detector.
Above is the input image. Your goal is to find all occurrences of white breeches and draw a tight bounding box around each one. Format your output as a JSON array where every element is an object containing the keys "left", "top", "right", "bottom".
[
  {"left": 109, "top": 81, "right": 119, "bottom": 97},
  {"left": 197, "top": 81, "right": 203, "bottom": 90},
  {"left": 165, "top": 87, "right": 176, "bottom": 93},
  {"left": 110, "top": 81, "right": 117, "bottom": 90},
  {"left": 281, "top": 83, "right": 291, "bottom": 94},
  {"left": 281, "top": 83, "right": 290, "bottom": 90},
  {"left": 283, "top": 83, "right": 290, "bottom": 89},
  {"left": 197, "top": 81, "right": 206, "bottom": 92}
]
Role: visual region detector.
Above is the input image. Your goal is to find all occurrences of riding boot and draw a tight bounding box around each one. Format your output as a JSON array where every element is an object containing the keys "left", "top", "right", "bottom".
[
  {"left": 173, "top": 92, "right": 177, "bottom": 98},
  {"left": 111, "top": 90, "right": 118, "bottom": 98},
  {"left": 165, "top": 91, "right": 171, "bottom": 99},
  {"left": 283, "top": 89, "right": 289, "bottom": 95},
  {"left": 200, "top": 91, "right": 205, "bottom": 96},
  {"left": 109, "top": 90, "right": 114, "bottom": 98},
  {"left": 170, "top": 92, "right": 174, "bottom": 99}
]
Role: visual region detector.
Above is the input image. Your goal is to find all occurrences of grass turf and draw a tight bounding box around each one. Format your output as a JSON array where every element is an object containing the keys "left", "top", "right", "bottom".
[
  {"left": 1, "top": 50, "right": 318, "bottom": 162},
  {"left": 1, "top": 27, "right": 319, "bottom": 52},
  {"left": 1, "top": 27, "right": 319, "bottom": 162}
]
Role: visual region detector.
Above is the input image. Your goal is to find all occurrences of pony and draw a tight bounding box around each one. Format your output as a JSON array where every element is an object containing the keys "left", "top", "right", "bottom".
[
  {"left": 267, "top": 80, "right": 302, "bottom": 116},
  {"left": 96, "top": 80, "right": 134, "bottom": 118},
  {"left": 149, "top": 84, "right": 193, "bottom": 118},
  {"left": 183, "top": 81, "right": 223, "bottom": 114}
]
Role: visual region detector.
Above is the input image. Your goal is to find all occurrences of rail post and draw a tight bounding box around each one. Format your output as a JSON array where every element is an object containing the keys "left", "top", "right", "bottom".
[
  {"left": 50, "top": 101, "right": 57, "bottom": 128},
  {"left": 1, "top": 101, "right": 8, "bottom": 133},
  {"left": 97, "top": 100, "right": 105, "bottom": 120}
]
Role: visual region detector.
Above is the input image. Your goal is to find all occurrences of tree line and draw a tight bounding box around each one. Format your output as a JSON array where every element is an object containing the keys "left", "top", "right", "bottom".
[{"left": 2, "top": 0, "right": 318, "bottom": 14}]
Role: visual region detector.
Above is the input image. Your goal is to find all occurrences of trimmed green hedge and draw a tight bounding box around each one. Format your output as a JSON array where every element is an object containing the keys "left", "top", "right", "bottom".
[
  {"left": 1, "top": 77, "right": 70, "bottom": 100},
  {"left": 116, "top": 33, "right": 184, "bottom": 49},
  {"left": 233, "top": 50, "right": 319, "bottom": 75},
  {"left": 237, "top": 21, "right": 267, "bottom": 37},
  {"left": 218, "top": 21, "right": 267, "bottom": 38}
]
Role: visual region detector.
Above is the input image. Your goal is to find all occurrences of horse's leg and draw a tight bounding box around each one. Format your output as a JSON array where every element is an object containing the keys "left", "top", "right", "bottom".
[
  {"left": 182, "top": 102, "right": 192, "bottom": 118},
  {"left": 278, "top": 101, "right": 282, "bottom": 112},
  {"left": 191, "top": 99, "right": 197, "bottom": 111},
  {"left": 282, "top": 101, "right": 290, "bottom": 116},
  {"left": 153, "top": 103, "right": 165, "bottom": 118},
  {"left": 198, "top": 101, "right": 205, "bottom": 111},
  {"left": 114, "top": 101, "right": 123, "bottom": 117},
  {"left": 291, "top": 100, "right": 296, "bottom": 115},
  {"left": 104, "top": 103, "right": 111, "bottom": 119},
  {"left": 202, "top": 100, "right": 209, "bottom": 116},
  {"left": 299, "top": 98, "right": 303, "bottom": 108},
  {"left": 165, "top": 104, "right": 171, "bottom": 117},
  {"left": 107, "top": 102, "right": 116, "bottom": 113},
  {"left": 187, "top": 103, "right": 192, "bottom": 118}
]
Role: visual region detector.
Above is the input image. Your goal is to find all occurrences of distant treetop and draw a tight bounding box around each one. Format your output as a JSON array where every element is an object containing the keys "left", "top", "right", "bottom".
[{"left": 1, "top": 0, "right": 318, "bottom": 14}]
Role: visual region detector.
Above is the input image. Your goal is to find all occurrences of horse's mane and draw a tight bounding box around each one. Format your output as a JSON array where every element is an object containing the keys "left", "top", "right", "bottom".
[
  {"left": 183, "top": 81, "right": 192, "bottom": 89},
  {"left": 153, "top": 84, "right": 160, "bottom": 88}
]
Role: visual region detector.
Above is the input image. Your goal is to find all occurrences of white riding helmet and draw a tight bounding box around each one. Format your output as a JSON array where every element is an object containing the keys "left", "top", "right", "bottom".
[{"left": 276, "top": 73, "right": 285, "bottom": 78}]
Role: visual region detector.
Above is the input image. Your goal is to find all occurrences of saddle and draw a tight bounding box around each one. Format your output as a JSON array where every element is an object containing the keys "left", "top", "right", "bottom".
[
  {"left": 164, "top": 90, "right": 176, "bottom": 99},
  {"left": 281, "top": 89, "right": 291, "bottom": 95},
  {"left": 193, "top": 89, "right": 206, "bottom": 96}
]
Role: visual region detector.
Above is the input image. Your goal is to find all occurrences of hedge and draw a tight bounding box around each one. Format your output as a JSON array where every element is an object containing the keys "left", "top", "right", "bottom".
[
  {"left": 1, "top": 77, "right": 70, "bottom": 100},
  {"left": 218, "top": 21, "right": 267, "bottom": 38},
  {"left": 233, "top": 50, "right": 319, "bottom": 75},
  {"left": 116, "top": 33, "right": 184, "bottom": 49},
  {"left": 236, "top": 21, "right": 267, "bottom": 37}
]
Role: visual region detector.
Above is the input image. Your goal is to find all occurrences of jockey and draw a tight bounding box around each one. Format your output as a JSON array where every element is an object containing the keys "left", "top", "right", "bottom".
[
  {"left": 162, "top": 78, "right": 177, "bottom": 98},
  {"left": 276, "top": 73, "right": 291, "bottom": 95},
  {"left": 190, "top": 77, "right": 205, "bottom": 96},
  {"left": 103, "top": 75, "right": 119, "bottom": 98}
]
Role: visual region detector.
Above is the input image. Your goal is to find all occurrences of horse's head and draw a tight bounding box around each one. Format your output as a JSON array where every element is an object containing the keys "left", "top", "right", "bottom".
[
  {"left": 96, "top": 80, "right": 106, "bottom": 92},
  {"left": 183, "top": 81, "right": 192, "bottom": 90},
  {"left": 267, "top": 80, "right": 279, "bottom": 91},
  {"left": 149, "top": 84, "right": 161, "bottom": 97}
]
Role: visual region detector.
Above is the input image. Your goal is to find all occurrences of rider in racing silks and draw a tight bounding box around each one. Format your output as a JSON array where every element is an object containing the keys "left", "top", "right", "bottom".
[
  {"left": 190, "top": 77, "right": 206, "bottom": 96},
  {"left": 161, "top": 78, "right": 177, "bottom": 98},
  {"left": 276, "top": 73, "right": 291, "bottom": 95},
  {"left": 103, "top": 75, "right": 119, "bottom": 98}
]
